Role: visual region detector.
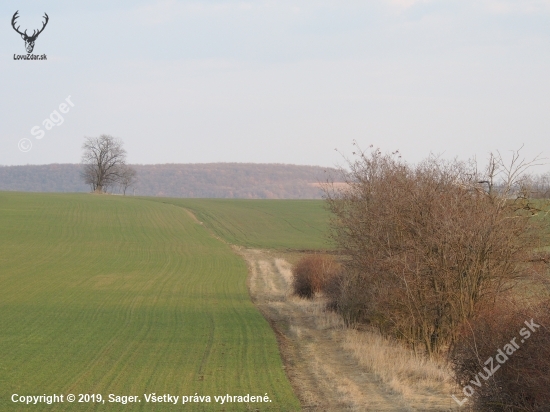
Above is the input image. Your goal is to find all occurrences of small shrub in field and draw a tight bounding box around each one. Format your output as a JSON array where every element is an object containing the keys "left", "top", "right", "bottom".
[
  {"left": 449, "top": 301, "right": 550, "bottom": 411},
  {"left": 292, "top": 255, "right": 340, "bottom": 299}
]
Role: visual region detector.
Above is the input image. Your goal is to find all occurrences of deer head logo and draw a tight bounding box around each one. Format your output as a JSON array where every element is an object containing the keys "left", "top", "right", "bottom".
[{"left": 11, "top": 11, "right": 49, "bottom": 54}]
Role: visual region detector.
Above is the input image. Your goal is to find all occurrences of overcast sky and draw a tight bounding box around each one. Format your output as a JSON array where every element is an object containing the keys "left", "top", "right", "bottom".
[{"left": 1, "top": 0, "right": 549, "bottom": 168}]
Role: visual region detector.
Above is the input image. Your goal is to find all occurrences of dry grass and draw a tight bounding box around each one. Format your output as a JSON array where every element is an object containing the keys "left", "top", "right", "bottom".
[
  {"left": 290, "top": 296, "right": 346, "bottom": 330},
  {"left": 341, "top": 329, "right": 455, "bottom": 399},
  {"left": 292, "top": 294, "right": 458, "bottom": 408},
  {"left": 274, "top": 258, "right": 294, "bottom": 286}
]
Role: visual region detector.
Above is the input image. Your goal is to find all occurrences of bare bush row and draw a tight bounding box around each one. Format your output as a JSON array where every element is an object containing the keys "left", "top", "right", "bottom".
[{"left": 292, "top": 146, "right": 550, "bottom": 411}]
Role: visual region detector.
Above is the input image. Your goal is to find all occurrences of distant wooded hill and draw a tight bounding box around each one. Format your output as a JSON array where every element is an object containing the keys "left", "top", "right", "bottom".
[{"left": 0, "top": 163, "right": 340, "bottom": 199}]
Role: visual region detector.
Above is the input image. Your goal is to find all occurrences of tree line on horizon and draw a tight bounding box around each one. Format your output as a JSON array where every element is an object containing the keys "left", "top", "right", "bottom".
[{"left": 0, "top": 162, "right": 336, "bottom": 199}]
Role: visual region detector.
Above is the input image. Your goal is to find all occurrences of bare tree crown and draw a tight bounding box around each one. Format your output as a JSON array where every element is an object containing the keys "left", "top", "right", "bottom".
[{"left": 80, "top": 135, "right": 136, "bottom": 194}]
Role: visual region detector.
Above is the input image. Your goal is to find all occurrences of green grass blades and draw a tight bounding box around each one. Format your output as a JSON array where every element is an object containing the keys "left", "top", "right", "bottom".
[
  {"left": 149, "top": 198, "right": 332, "bottom": 250},
  {"left": 0, "top": 192, "right": 300, "bottom": 411}
]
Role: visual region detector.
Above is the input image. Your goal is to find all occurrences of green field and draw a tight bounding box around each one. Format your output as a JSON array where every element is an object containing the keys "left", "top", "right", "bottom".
[
  {"left": 0, "top": 192, "right": 309, "bottom": 411},
  {"left": 147, "top": 198, "right": 332, "bottom": 250}
]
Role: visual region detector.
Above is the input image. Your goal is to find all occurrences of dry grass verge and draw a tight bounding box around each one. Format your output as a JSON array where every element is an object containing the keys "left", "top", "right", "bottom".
[{"left": 342, "top": 329, "right": 455, "bottom": 401}]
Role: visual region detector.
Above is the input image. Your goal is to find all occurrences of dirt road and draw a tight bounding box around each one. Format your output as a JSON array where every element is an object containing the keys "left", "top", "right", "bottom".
[{"left": 239, "top": 248, "right": 460, "bottom": 412}]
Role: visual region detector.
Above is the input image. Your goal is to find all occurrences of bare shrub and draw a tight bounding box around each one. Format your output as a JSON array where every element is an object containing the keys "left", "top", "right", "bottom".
[
  {"left": 324, "top": 145, "right": 547, "bottom": 355},
  {"left": 449, "top": 300, "right": 550, "bottom": 411},
  {"left": 323, "top": 269, "right": 374, "bottom": 326},
  {"left": 292, "top": 254, "right": 340, "bottom": 299}
]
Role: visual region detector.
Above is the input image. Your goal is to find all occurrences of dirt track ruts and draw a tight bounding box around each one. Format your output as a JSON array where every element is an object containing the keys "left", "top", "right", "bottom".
[{"left": 239, "top": 248, "right": 459, "bottom": 412}]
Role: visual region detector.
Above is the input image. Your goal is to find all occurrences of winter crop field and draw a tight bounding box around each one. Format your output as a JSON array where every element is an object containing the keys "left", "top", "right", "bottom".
[
  {"left": 0, "top": 192, "right": 318, "bottom": 411},
  {"left": 150, "top": 198, "right": 332, "bottom": 250}
]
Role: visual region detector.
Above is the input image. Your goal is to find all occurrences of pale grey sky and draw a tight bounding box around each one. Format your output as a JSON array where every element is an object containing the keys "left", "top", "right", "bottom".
[{"left": 1, "top": 0, "right": 549, "bottom": 168}]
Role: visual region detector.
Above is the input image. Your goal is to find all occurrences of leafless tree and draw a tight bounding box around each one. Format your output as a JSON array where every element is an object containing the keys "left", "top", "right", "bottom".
[
  {"left": 80, "top": 135, "right": 127, "bottom": 193},
  {"left": 323, "top": 144, "right": 547, "bottom": 356},
  {"left": 118, "top": 165, "right": 137, "bottom": 195},
  {"left": 514, "top": 172, "right": 550, "bottom": 199}
]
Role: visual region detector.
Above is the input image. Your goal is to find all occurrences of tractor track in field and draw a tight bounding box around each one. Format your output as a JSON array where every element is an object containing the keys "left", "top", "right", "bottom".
[{"left": 238, "top": 248, "right": 459, "bottom": 412}]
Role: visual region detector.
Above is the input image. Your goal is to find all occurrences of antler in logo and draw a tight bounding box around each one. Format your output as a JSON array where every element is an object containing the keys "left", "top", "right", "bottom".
[{"left": 12, "top": 11, "right": 49, "bottom": 54}]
